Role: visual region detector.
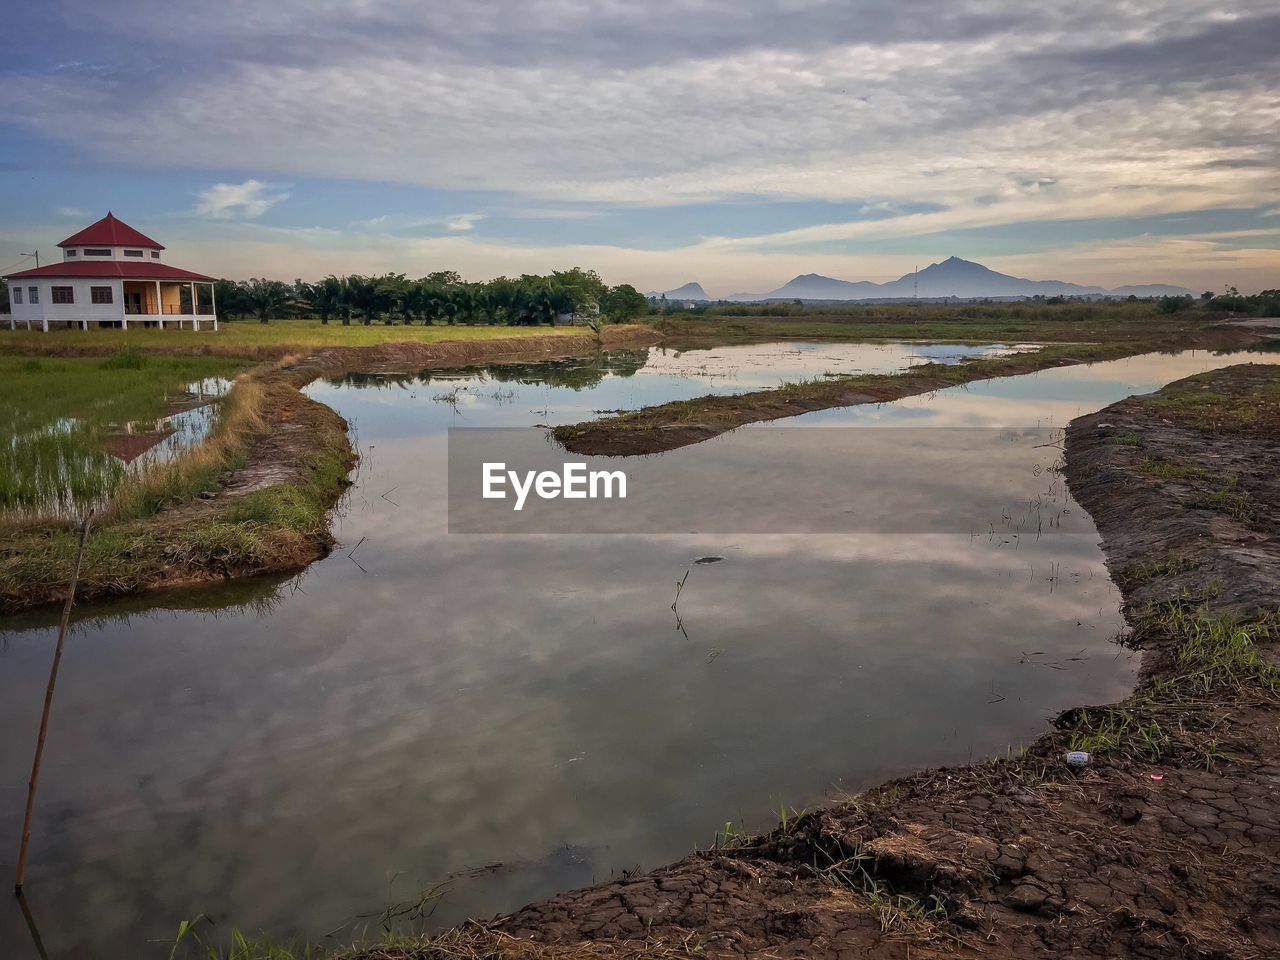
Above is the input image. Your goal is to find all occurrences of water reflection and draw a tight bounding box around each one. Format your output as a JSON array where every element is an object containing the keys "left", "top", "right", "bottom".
[
  {"left": 0, "top": 377, "right": 232, "bottom": 520},
  {"left": 0, "top": 343, "right": 1276, "bottom": 959}
]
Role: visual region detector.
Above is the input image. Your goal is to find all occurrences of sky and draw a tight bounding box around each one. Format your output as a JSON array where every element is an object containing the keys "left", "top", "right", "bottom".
[{"left": 1, "top": 2, "right": 1277, "bottom": 296}]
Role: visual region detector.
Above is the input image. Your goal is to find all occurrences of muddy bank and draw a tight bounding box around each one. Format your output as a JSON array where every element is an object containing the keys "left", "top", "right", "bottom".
[
  {"left": 554, "top": 328, "right": 1264, "bottom": 457},
  {"left": 360, "top": 364, "right": 1280, "bottom": 960},
  {"left": 0, "top": 327, "right": 658, "bottom": 613}
]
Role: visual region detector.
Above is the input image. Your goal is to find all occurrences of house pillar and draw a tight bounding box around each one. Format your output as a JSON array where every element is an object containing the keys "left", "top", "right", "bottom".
[
  {"left": 211, "top": 283, "right": 218, "bottom": 331},
  {"left": 154, "top": 281, "right": 163, "bottom": 328},
  {"left": 191, "top": 282, "right": 200, "bottom": 331}
]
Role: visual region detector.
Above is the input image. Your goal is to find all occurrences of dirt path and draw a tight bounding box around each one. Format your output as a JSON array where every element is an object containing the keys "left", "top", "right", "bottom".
[
  {"left": 553, "top": 328, "right": 1264, "bottom": 457},
  {"left": 366, "top": 364, "right": 1280, "bottom": 960}
]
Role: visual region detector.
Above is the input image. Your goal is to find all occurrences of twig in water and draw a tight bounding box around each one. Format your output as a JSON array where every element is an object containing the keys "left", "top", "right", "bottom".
[
  {"left": 15, "top": 509, "right": 93, "bottom": 894},
  {"left": 671, "top": 568, "right": 690, "bottom": 611}
]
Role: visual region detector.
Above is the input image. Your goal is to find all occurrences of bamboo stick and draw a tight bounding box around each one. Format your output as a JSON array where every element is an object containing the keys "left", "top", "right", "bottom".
[{"left": 14, "top": 510, "right": 93, "bottom": 894}]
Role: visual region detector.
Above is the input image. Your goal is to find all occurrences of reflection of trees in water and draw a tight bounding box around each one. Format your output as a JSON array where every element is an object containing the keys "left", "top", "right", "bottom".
[
  {"left": 0, "top": 571, "right": 294, "bottom": 640},
  {"left": 333, "top": 349, "right": 651, "bottom": 393}
]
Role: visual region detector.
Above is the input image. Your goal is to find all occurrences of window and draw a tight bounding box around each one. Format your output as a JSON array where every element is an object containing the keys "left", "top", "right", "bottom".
[
  {"left": 52, "top": 286, "right": 74, "bottom": 304},
  {"left": 12, "top": 287, "right": 21, "bottom": 304},
  {"left": 124, "top": 249, "right": 143, "bottom": 257},
  {"left": 151, "top": 251, "right": 161, "bottom": 259},
  {"left": 91, "top": 286, "right": 113, "bottom": 304},
  {"left": 28, "top": 286, "right": 39, "bottom": 304},
  {"left": 84, "top": 248, "right": 111, "bottom": 256},
  {"left": 65, "top": 249, "right": 78, "bottom": 257}
]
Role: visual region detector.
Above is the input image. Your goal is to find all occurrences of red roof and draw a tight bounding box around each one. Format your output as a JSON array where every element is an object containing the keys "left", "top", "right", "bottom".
[
  {"left": 5, "top": 261, "right": 215, "bottom": 282},
  {"left": 57, "top": 212, "right": 165, "bottom": 250}
]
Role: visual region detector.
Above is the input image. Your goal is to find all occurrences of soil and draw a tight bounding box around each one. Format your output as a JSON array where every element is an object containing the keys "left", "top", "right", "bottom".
[
  {"left": 554, "top": 328, "right": 1266, "bottom": 457},
  {"left": 373, "top": 363, "right": 1280, "bottom": 960}
]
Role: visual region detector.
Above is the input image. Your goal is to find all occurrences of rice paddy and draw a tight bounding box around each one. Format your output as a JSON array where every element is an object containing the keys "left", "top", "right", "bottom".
[{"left": 0, "top": 350, "right": 244, "bottom": 521}]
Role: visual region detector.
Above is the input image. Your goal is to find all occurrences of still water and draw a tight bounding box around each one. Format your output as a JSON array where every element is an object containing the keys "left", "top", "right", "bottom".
[{"left": 1, "top": 341, "right": 1275, "bottom": 957}]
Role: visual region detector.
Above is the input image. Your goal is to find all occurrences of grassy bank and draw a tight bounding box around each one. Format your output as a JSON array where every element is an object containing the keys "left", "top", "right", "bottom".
[
  {"left": 0, "top": 371, "right": 353, "bottom": 611},
  {"left": 0, "top": 319, "right": 590, "bottom": 360}
]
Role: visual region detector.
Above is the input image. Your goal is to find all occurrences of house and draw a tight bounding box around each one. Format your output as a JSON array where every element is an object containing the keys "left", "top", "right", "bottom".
[{"left": 5, "top": 213, "right": 218, "bottom": 332}]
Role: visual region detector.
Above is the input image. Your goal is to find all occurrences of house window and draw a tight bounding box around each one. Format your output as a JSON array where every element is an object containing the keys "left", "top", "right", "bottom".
[
  {"left": 28, "top": 286, "right": 39, "bottom": 303},
  {"left": 124, "top": 249, "right": 143, "bottom": 257},
  {"left": 151, "top": 251, "right": 161, "bottom": 259},
  {"left": 12, "top": 287, "right": 21, "bottom": 304},
  {"left": 65, "top": 249, "right": 78, "bottom": 257},
  {"left": 52, "top": 286, "right": 74, "bottom": 304},
  {"left": 84, "top": 248, "right": 111, "bottom": 256},
  {"left": 91, "top": 286, "right": 114, "bottom": 304}
]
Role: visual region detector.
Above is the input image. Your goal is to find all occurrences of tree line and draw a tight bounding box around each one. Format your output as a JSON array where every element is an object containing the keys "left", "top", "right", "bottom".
[{"left": 212, "top": 268, "right": 649, "bottom": 326}]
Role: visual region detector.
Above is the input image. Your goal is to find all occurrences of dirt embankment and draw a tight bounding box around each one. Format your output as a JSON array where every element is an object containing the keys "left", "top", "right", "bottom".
[
  {"left": 554, "top": 328, "right": 1264, "bottom": 457},
  {"left": 367, "top": 364, "right": 1280, "bottom": 960},
  {"left": 0, "top": 327, "right": 659, "bottom": 613}
]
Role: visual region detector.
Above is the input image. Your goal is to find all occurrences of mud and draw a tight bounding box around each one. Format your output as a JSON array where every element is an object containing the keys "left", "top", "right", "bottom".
[
  {"left": 554, "top": 329, "right": 1265, "bottom": 457},
  {"left": 411, "top": 364, "right": 1280, "bottom": 960}
]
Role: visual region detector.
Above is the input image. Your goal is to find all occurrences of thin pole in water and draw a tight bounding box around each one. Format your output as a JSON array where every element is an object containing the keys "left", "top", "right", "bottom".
[{"left": 14, "top": 509, "right": 93, "bottom": 895}]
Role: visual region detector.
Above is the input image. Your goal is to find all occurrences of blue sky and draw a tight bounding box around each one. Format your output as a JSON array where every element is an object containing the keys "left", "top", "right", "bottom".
[{"left": 2, "top": 2, "right": 1277, "bottom": 295}]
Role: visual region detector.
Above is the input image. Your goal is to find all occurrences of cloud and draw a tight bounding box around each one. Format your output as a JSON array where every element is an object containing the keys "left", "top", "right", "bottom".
[
  {"left": 193, "top": 180, "right": 290, "bottom": 219},
  {"left": 446, "top": 213, "right": 484, "bottom": 231},
  {"left": 55, "top": 206, "right": 87, "bottom": 218}
]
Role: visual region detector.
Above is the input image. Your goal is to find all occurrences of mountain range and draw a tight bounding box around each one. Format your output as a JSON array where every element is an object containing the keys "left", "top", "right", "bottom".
[{"left": 652, "top": 257, "right": 1193, "bottom": 302}]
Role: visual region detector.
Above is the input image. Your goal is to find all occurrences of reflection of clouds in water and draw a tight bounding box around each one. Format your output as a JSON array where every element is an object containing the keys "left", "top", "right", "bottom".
[{"left": 8, "top": 346, "right": 1270, "bottom": 957}]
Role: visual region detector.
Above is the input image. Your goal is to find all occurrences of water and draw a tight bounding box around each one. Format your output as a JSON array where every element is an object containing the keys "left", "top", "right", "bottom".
[
  {"left": 0, "top": 376, "right": 233, "bottom": 520},
  {"left": 1, "top": 341, "right": 1275, "bottom": 958}
]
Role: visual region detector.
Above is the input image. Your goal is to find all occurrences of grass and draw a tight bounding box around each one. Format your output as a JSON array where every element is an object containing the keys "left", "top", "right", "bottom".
[
  {"left": 168, "top": 921, "right": 708, "bottom": 960},
  {"left": 0, "top": 371, "right": 354, "bottom": 611},
  {"left": 1191, "top": 483, "right": 1257, "bottom": 523},
  {"left": 0, "top": 351, "right": 243, "bottom": 519},
  {"left": 0, "top": 319, "right": 591, "bottom": 360},
  {"left": 1065, "top": 607, "right": 1278, "bottom": 769},
  {"left": 1142, "top": 374, "right": 1280, "bottom": 432},
  {"left": 1139, "top": 457, "right": 1207, "bottom": 481},
  {"left": 654, "top": 307, "right": 1211, "bottom": 346}
]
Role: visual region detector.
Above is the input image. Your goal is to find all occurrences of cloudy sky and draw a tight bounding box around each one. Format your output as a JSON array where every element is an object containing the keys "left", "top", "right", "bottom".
[{"left": 2, "top": 1, "right": 1277, "bottom": 294}]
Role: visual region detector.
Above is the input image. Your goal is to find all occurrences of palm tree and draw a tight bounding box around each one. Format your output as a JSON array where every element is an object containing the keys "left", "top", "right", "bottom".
[{"left": 242, "top": 278, "right": 290, "bottom": 324}]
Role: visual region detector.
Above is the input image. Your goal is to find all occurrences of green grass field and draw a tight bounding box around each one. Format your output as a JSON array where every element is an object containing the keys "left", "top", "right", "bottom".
[
  {"left": 0, "top": 351, "right": 245, "bottom": 518},
  {"left": 0, "top": 318, "right": 589, "bottom": 359}
]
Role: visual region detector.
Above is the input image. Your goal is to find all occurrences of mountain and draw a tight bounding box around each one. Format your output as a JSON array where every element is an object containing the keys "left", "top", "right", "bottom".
[
  {"left": 726, "top": 257, "right": 1192, "bottom": 302},
  {"left": 760, "top": 273, "right": 883, "bottom": 300},
  {"left": 647, "top": 282, "right": 711, "bottom": 300}
]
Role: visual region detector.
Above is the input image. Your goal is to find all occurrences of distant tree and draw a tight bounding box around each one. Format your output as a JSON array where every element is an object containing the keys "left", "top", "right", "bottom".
[
  {"left": 1157, "top": 295, "right": 1194, "bottom": 314},
  {"left": 599, "top": 283, "right": 647, "bottom": 323},
  {"left": 242, "top": 278, "right": 291, "bottom": 323},
  {"left": 1202, "top": 290, "right": 1214, "bottom": 301}
]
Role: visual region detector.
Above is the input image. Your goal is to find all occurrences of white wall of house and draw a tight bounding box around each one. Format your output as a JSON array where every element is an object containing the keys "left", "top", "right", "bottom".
[
  {"left": 62, "top": 245, "right": 163, "bottom": 263},
  {"left": 8, "top": 278, "right": 124, "bottom": 327}
]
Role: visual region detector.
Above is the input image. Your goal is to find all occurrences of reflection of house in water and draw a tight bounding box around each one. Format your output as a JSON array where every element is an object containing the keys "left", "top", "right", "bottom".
[
  {"left": 102, "top": 379, "right": 230, "bottom": 469},
  {"left": 102, "top": 425, "right": 178, "bottom": 465}
]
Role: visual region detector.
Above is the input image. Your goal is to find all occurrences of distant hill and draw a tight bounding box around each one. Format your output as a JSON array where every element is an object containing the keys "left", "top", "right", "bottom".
[
  {"left": 723, "top": 257, "right": 1193, "bottom": 302},
  {"left": 647, "top": 282, "right": 711, "bottom": 300}
]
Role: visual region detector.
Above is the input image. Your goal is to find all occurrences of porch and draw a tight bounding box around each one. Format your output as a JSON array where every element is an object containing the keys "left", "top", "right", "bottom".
[{"left": 121, "top": 280, "right": 219, "bottom": 330}]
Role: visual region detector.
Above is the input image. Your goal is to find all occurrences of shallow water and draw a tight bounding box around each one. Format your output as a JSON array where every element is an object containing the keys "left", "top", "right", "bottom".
[{"left": 1, "top": 341, "right": 1276, "bottom": 957}]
